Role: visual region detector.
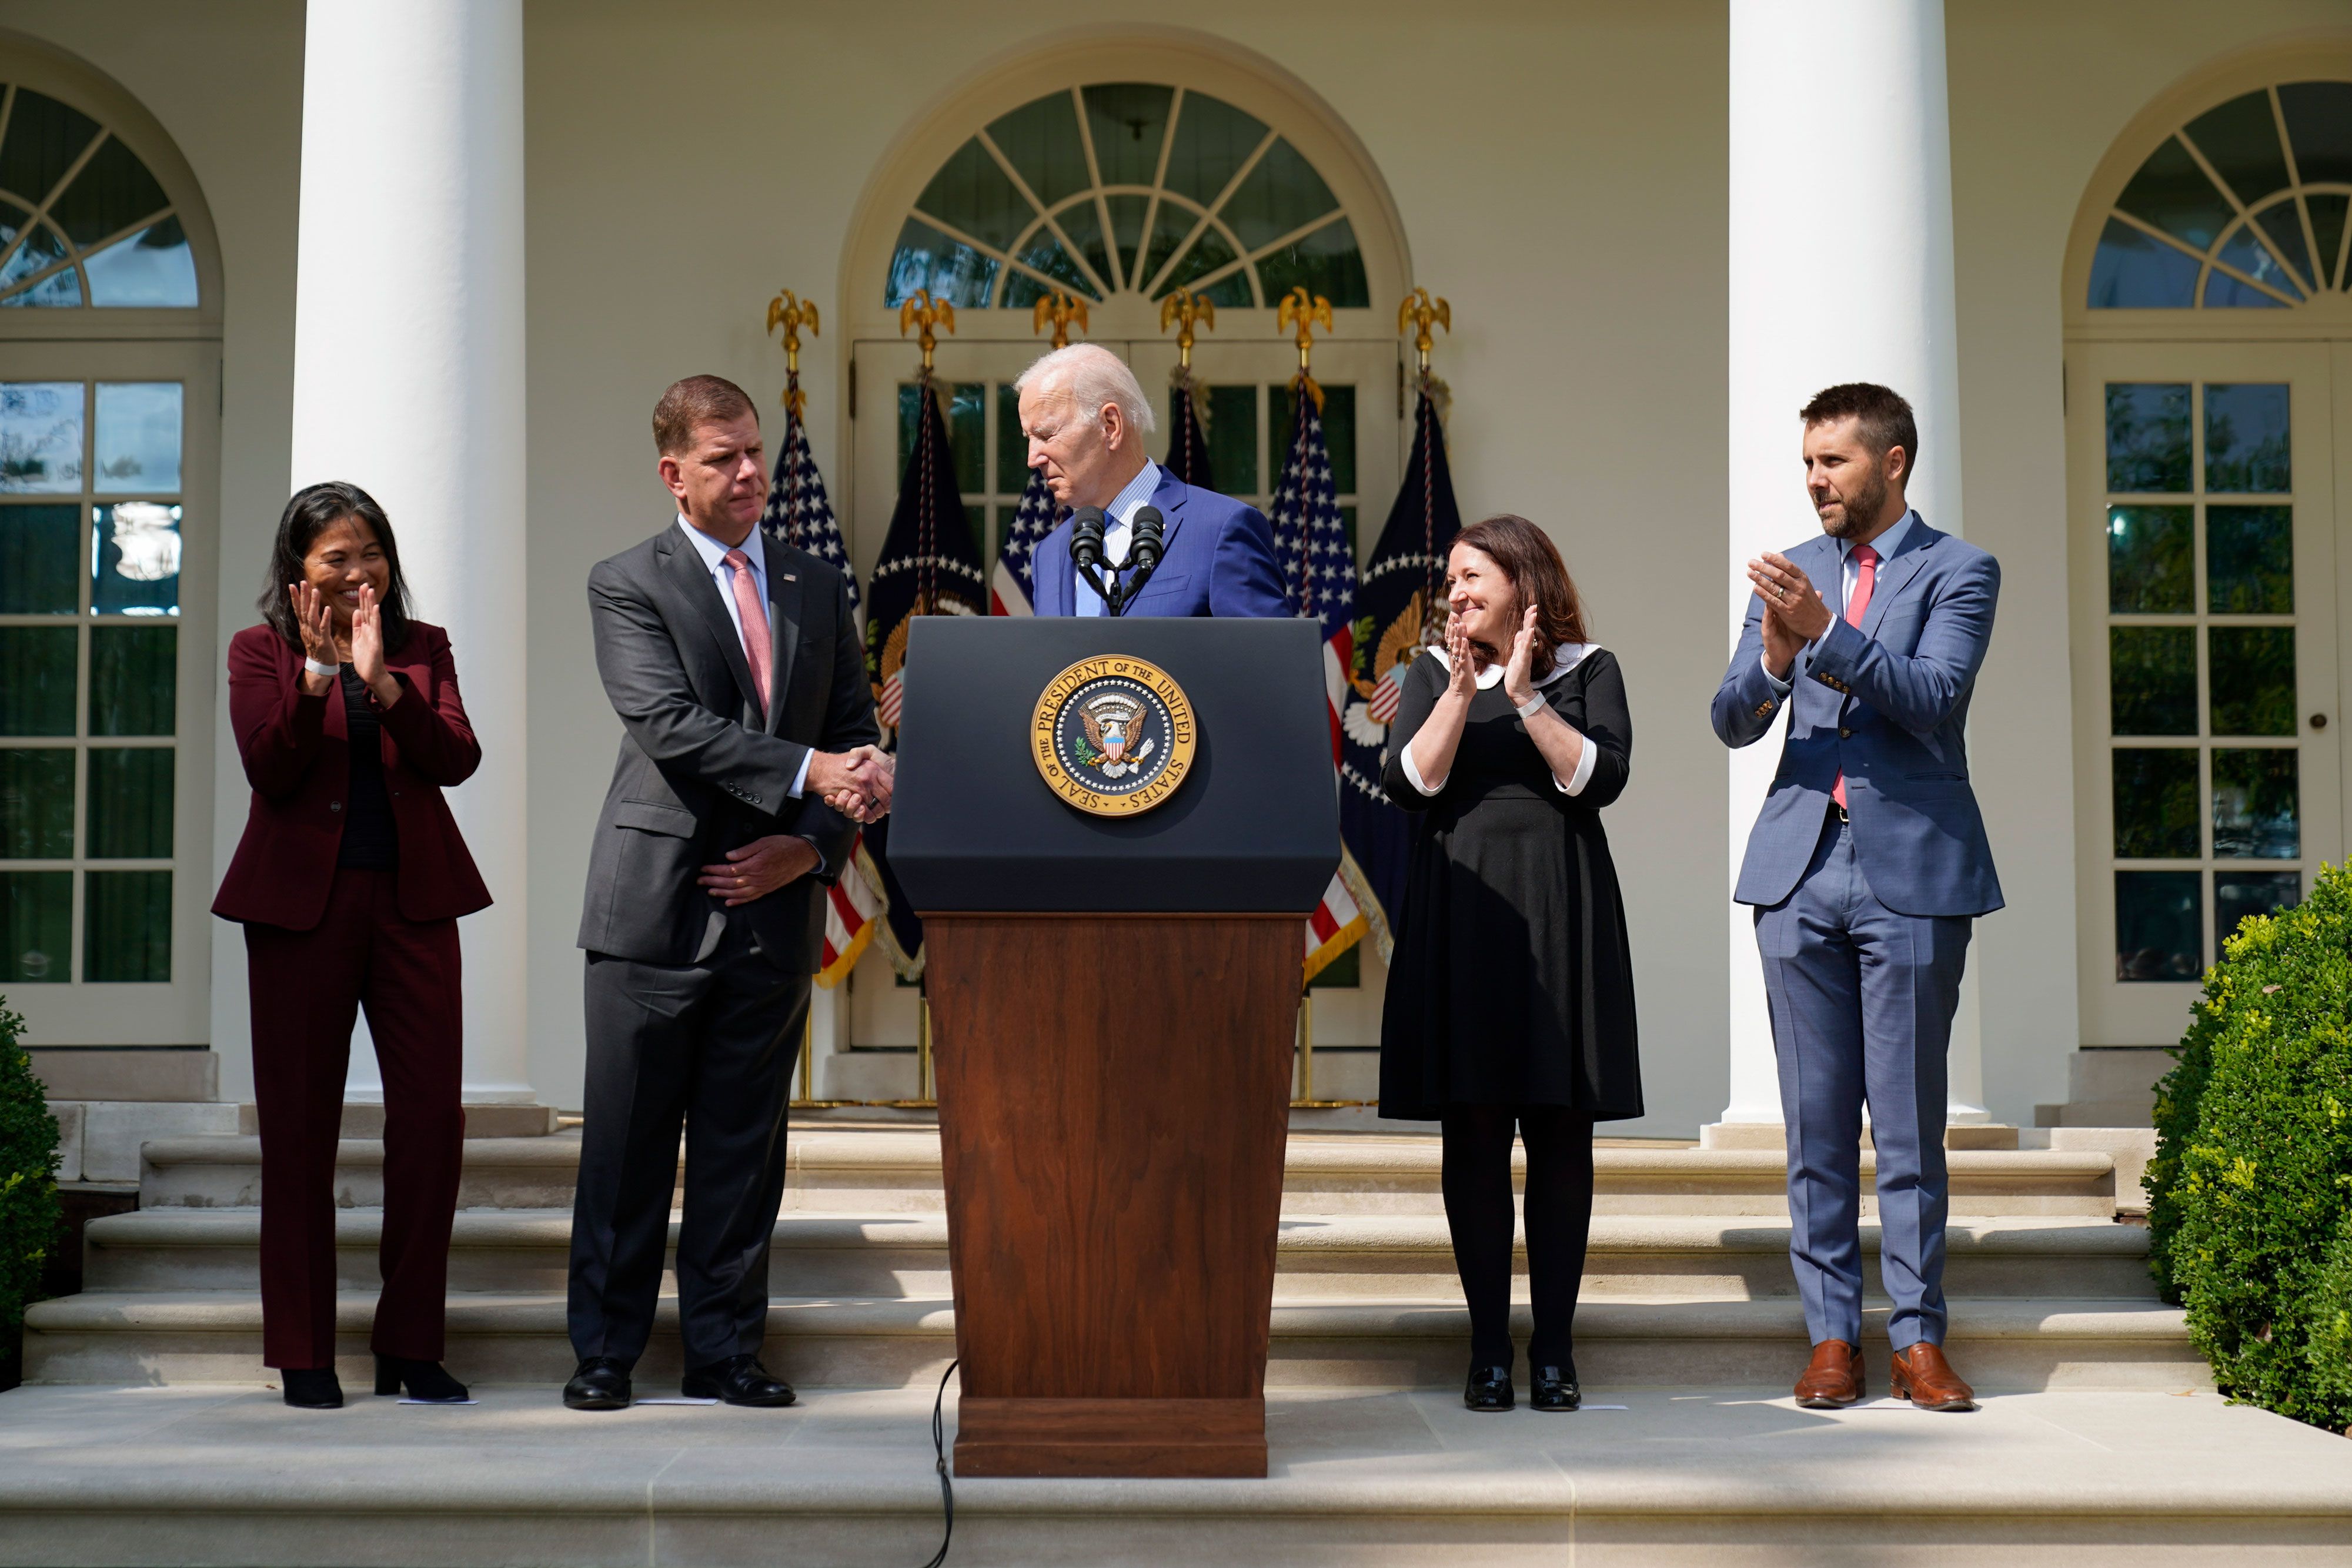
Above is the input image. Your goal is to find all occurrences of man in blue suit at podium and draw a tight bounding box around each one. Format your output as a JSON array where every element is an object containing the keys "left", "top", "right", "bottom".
[{"left": 1018, "top": 343, "right": 1284, "bottom": 618}]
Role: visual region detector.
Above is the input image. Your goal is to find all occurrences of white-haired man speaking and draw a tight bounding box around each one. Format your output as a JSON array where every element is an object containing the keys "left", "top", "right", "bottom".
[{"left": 1016, "top": 343, "right": 1284, "bottom": 617}]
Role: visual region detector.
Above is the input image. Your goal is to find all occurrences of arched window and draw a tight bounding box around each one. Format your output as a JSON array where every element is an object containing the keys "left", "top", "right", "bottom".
[
  {"left": 0, "top": 81, "right": 198, "bottom": 309},
  {"left": 886, "top": 81, "right": 1369, "bottom": 312},
  {"left": 2089, "top": 80, "right": 2351, "bottom": 309}
]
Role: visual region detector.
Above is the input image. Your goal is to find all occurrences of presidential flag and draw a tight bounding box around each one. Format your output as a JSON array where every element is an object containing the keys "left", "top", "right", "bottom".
[
  {"left": 990, "top": 463, "right": 1060, "bottom": 616},
  {"left": 861, "top": 374, "right": 988, "bottom": 979},
  {"left": 1162, "top": 366, "right": 1213, "bottom": 489},
  {"left": 1270, "top": 383, "right": 1374, "bottom": 982},
  {"left": 761, "top": 374, "right": 877, "bottom": 987},
  {"left": 1338, "top": 380, "right": 1463, "bottom": 961}
]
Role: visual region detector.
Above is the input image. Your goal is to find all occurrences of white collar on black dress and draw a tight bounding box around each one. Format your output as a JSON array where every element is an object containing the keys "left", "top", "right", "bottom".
[{"left": 1421, "top": 642, "right": 1599, "bottom": 690}]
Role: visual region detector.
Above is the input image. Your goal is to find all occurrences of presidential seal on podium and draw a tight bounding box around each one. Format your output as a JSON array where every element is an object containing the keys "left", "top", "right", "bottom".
[{"left": 1031, "top": 655, "right": 1197, "bottom": 816}]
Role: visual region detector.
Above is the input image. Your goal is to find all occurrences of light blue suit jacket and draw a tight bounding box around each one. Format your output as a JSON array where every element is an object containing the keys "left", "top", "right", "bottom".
[
  {"left": 1712, "top": 517, "right": 2004, "bottom": 918},
  {"left": 1030, "top": 467, "right": 1285, "bottom": 618}
]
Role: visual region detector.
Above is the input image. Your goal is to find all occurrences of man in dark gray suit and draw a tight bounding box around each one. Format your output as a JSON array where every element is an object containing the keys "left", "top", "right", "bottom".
[
  {"left": 565, "top": 375, "right": 886, "bottom": 1411},
  {"left": 1713, "top": 383, "right": 2002, "bottom": 1415}
]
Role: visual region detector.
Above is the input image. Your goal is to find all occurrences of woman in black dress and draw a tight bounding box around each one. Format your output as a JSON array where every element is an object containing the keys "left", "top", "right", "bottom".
[{"left": 1379, "top": 514, "right": 1639, "bottom": 1413}]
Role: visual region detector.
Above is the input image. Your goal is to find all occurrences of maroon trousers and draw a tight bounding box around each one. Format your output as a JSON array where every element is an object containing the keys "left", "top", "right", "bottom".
[{"left": 246, "top": 868, "right": 465, "bottom": 1369}]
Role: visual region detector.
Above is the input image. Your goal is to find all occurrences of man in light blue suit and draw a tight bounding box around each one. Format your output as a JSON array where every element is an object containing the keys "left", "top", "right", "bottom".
[
  {"left": 1713, "top": 382, "right": 2002, "bottom": 1415},
  {"left": 1016, "top": 343, "right": 1284, "bottom": 619}
]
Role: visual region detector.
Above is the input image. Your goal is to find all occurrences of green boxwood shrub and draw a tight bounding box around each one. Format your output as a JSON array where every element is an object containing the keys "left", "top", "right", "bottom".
[
  {"left": 0, "top": 997, "right": 62, "bottom": 1336},
  {"left": 2146, "top": 864, "right": 2352, "bottom": 1432}
]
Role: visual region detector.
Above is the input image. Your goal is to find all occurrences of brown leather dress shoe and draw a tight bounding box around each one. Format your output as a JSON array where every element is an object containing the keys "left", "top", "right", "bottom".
[
  {"left": 1793, "top": 1339, "right": 1862, "bottom": 1408},
  {"left": 1889, "top": 1343, "right": 1977, "bottom": 1411}
]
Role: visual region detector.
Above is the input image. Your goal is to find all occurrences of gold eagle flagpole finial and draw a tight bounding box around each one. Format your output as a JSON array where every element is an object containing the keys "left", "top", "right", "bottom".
[
  {"left": 1398, "top": 287, "right": 1450, "bottom": 377},
  {"left": 1031, "top": 290, "right": 1090, "bottom": 349},
  {"left": 1277, "top": 285, "right": 1333, "bottom": 411},
  {"left": 898, "top": 288, "right": 956, "bottom": 376},
  {"left": 766, "top": 289, "right": 819, "bottom": 417},
  {"left": 1158, "top": 287, "right": 1216, "bottom": 369}
]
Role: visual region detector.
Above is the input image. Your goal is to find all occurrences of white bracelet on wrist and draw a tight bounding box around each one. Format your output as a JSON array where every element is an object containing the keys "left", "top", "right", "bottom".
[
  {"left": 1514, "top": 693, "right": 1546, "bottom": 722},
  {"left": 303, "top": 657, "right": 339, "bottom": 678}
]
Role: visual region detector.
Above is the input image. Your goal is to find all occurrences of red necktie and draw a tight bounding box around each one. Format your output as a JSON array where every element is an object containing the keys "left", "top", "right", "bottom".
[
  {"left": 1831, "top": 543, "right": 1878, "bottom": 811},
  {"left": 723, "top": 547, "right": 772, "bottom": 716}
]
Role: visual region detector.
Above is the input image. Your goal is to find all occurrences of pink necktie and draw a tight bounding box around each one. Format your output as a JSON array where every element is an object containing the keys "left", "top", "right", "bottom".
[
  {"left": 723, "top": 547, "right": 772, "bottom": 716},
  {"left": 1832, "top": 543, "right": 1878, "bottom": 811}
]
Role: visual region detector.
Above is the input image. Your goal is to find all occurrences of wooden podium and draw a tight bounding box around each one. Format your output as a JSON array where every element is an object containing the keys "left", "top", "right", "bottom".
[{"left": 888, "top": 618, "right": 1337, "bottom": 1479}]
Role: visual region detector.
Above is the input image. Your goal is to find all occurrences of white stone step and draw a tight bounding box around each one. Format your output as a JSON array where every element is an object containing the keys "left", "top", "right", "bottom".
[
  {"left": 77, "top": 1206, "right": 2161, "bottom": 1301},
  {"left": 138, "top": 1130, "right": 2122, "bottom": 1217},
  {"left": 8, "top": 1383, "right": 2341, "bottom": 1568},
  {"left": 22, "top": 1288, "right": 2204, "bottom": 1394}
]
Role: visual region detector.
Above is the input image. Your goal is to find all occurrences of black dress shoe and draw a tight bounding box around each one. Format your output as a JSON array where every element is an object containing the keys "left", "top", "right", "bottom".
[
  {"left": 281, "top": 1368, "right": 343, "bottom": 1409},
  {"left": 563, "top": 1356, "right": 633, "bottom": 1410},
  {"left": 1531, "top": 1360, "right": 1582, "bottom": 1412},
  {"left": 1463, "top": 1363, "right": 1514, "bottom": 1412},
  {"left": 682, "top": 1353, "right": 797, "bottom": 1407},
  {"left": 375, "top": 1354, "right": 469, "bottom": 1402}
]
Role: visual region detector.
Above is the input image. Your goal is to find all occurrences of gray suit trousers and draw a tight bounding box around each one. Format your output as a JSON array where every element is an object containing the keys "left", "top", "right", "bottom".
[{"left": 1755, "top": 810, "right": 1971, "bottom": 1350}]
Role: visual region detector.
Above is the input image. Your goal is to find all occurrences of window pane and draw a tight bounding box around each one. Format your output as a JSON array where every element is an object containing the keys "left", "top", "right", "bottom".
[
  {"left": 1081, "top": 83, "right": 1173, "bottom": 189},
  {"left": 0, "top": 627, "right": 75, "bottom": 735},
  {"left": 2116, "top": 870, "right": 2201, "bottom": 982},
  {"left": 2181, "top": 91, "right": 2291, "bottom": 208},
  {"left": 89, "top": 625, "right": 175, "bottom": 736},
  {"left": 2209, "top": 626, "right": 2295, "bottom": 735},
  {"left": 946, "top": 383, "right": 983, "bottom": 494},
  {"left": 0, "top": 219, "right": 75, "bottom": 306},
  {"left": 85, "top": 746, "right": 171, "bottom": 858},
  {"left": 92, "top": 502, "right": 182, "bottom": 614},
  {"left": 1161, "top": 93, "right": 1268, "bottom": 208},
  {"left": 1160, "top": 221, "right": 1238, "bottom": 296},
  {"left": 963, "top": 504, "right": 986, "bottom": 561},
  {"left": 93, "top": 382, "right": 181, "bottom": 492},
  {"left": 47, "top": 133, "right": 168, "bottom": 248},
  {"left": 995, "top": 382, "right": 1025, "bottom": 497},
  {"left": 1104, "top": 194, "right": 1148, "bottom": 288},
  {"left": 884, "top": 218, "right": 997, "bottom": 310},
  {"left": 0, "top": 503, "right": 78, "bottom": 612},
  {"left": 2216, "top": 870, "right": 2300, "bottom": 955},
  {"left": 82, "top": 216, "right": 196, "bottom": 307},
  {"left": 986, "top": 92, "right": 1088, "bottom": 209},
  {"left": 1055, "top": 200, "right": 1113, "bottom": 292},
  {"left": 913, "top": 138, "right": 1033, "bottom": 253},
  {"left": 2089, "top": 219, "right": 2199, "bottom": 309},
  {"left": 1138, "top": 198, "right": 1204, "bottom": 293},
  {"left": 1255, "top": 217, "right": 1372, "bottom": 310},
  {"left": 1221, "top": 139, "right": 1338, "bottom": 251},
  {"left": 2306, "top": 194, "right": 2349, "bottom": 290},
  {"left": 2215, "top": 222, "right": 2303, "bottom": 300},
  {"left": 83, "top": 868, "right": 168, "bottom": 982},
  {"left": 2205, "top": 383, "right": 2290, "bottom": 493},
  {"left": 2114, "top": 135, "right": 2236, "bottom": 251},
  {"left": 1004, "top": 230, "right": 1098, "bottom": 303},
  {"left": 1206, "top": 385, "right": 1256, "bottom": 496},
  {"left": 2110, "top": 626, "right": 2197, "bottom": 735},
  {"left": 0, "top": 381, "right": 84, "bottom": 493},
  {"left": 2204, "top": 268, "right": 2289, "bottom": 309},
  {"left": 0, "top": 90, "right": 100, "bottom": 209},
  {"left": 2206, "top": 505, "right": 2291, "bottom": 613},
  {"left": 2279, "top": 82, "right": 2352, "bottom": 185},
  {"left": 2104, "top": 383, "right": 2190, "bottom": 492},
  {"left": 0, "top": 870, "right": 70, "bottom": 982},
  {"left": 0, "top": 748, "right": 74, "bottom": 857},
  {"left": 2211, "top": 748, "right": 2298, "bottom": 860},
  {"left": 1192, "top": 270, "right": 1253, "bottom": 310},
  {"left": 2254, "top": 202, "right": 2318, "bottom": 292},
  {"left": 2112, "top": 748, "right": 2199, "bottom": 858},
  {"left": 2107, "top": 505, "right": 2191, "bottom": 613}
]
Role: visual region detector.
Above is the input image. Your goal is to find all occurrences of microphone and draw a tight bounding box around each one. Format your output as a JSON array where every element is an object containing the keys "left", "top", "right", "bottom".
[
  {"left": 1069, "top": 506, "right": 1106, "bottom": 569},
  {"left": 1128, "top": 505, "right": 1165, "bottom": 573}
]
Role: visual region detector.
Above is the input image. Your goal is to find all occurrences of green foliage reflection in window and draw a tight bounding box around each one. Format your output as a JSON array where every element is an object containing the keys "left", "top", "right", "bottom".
[{"left": 887, "top": 83, "right": 1369, "bottom": 310}]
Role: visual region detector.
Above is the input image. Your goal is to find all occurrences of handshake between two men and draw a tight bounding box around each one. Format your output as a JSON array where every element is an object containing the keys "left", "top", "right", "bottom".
[{"left": 696, "top": 743, "right": 894, "bottom": 910}]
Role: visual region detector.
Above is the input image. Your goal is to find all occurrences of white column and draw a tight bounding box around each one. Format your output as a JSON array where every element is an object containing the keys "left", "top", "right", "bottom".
[
  {"left": 1720, "top": 0, "right": 1986, "bottom": 1135},
  {"left": 289, "top": 0, "right": 533, "bottom": 1103}
]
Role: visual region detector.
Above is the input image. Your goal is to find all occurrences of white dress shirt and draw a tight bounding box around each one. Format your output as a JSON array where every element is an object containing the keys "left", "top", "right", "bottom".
[
  {"left": 1398, "top": 643, "right": 1602, "bottom": 797},
  {"left": 1074, "top": 459, "right": 1164, "bottom": 617},
  {"left": 675, "top": 514, "right": 811, "bottom": 800},
  {"left": 1760, "top": 509, "right": 1919, "bottom": 694}
]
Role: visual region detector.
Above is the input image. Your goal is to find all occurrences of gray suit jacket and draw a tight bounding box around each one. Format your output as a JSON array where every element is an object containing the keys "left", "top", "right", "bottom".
[
  {"left": 1711, "top": 518, "right": 2004, "bottom": 918},
  {"left": 576, "top": 522, "right": 878, "bottom": 968}
]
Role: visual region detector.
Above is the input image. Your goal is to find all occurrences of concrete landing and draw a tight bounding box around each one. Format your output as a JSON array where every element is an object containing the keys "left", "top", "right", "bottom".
[{"left": 3, "top": 1382, "right": 2346, "bottom": 1566}]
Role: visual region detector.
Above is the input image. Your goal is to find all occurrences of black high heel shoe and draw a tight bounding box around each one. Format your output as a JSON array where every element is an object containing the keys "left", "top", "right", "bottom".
[
  {"left": 1530, "top": 1359, "right": 1581, "bottom": 1412},
  {"left": 1464, "top": 1362, "right": 1515, "bottom": 1412},
  {"left": 281, "top": 1367, "right": 343, "bottom": 1409},
  {"left": 375, "top": 1355, "right": 469, "bottom": 1402}
]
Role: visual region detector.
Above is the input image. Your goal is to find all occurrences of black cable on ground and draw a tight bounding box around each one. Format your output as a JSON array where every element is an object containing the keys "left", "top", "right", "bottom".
[{"left": 918, "top": 1359, "right": 958, "bottom": 1568}]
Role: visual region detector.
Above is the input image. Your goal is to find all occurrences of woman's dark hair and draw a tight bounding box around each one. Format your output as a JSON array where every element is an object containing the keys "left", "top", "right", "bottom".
[
  {"left": 1451, "top": 514, "right": 1589, "bottom": 680},
  {"left": 258, "top": 481, "right": 414, "bottom": 653}
]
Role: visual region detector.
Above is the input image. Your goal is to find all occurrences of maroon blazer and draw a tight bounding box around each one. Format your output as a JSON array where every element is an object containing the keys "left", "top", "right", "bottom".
[{"left": 213, "top": 620, "right": 493, "bottom": 930}]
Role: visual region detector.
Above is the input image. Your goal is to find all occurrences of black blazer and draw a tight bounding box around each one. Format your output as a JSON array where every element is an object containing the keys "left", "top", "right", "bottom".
[{"left": 576, "top": 522, "right": 880, "bottom": 967}]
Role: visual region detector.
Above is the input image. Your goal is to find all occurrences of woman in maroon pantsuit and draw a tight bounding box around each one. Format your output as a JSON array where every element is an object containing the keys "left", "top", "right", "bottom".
[{"left": 213, "top": 482, "right": 490, "bottom": 1409}]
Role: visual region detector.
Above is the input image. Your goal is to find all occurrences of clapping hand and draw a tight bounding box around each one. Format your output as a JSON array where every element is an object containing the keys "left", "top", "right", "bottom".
[
  {"left": 349, "top": 584, "right": 401, "bottom": 708},
  {"left": 288, "top": 581, "right": 340, "bottom": 695},
  {"left": 1442, "top": 609, "right": 1479, "bottom": 702},
  {"left": 1748, "top": 552, "right": 1828, "bottom": 677},
  {"left": 1501, "top": 603, "right": 1541, "bottom": 708}
]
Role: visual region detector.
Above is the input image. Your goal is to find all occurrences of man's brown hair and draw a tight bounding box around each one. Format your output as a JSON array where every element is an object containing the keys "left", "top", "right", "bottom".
[
  {"left": 1800, "top": 382, "right": 1917, "bottom": 476},
  {"left": 653, "top": 375, "right": 759, "bottom": 456},
  {"left": 1452, "top": 514, "right": 1589, "bottom": 680}
]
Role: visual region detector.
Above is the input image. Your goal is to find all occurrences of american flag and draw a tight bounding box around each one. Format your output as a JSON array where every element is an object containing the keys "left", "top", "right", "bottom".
[
  {"left": 762, "top": 374, "right": 878, "bottom": 986},
  {"left": 990, "top": 463, "right": 1061, "bottom": 616},
  {"left": 1271, "top": 384, "right": 1375, "bottom": 982}
]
